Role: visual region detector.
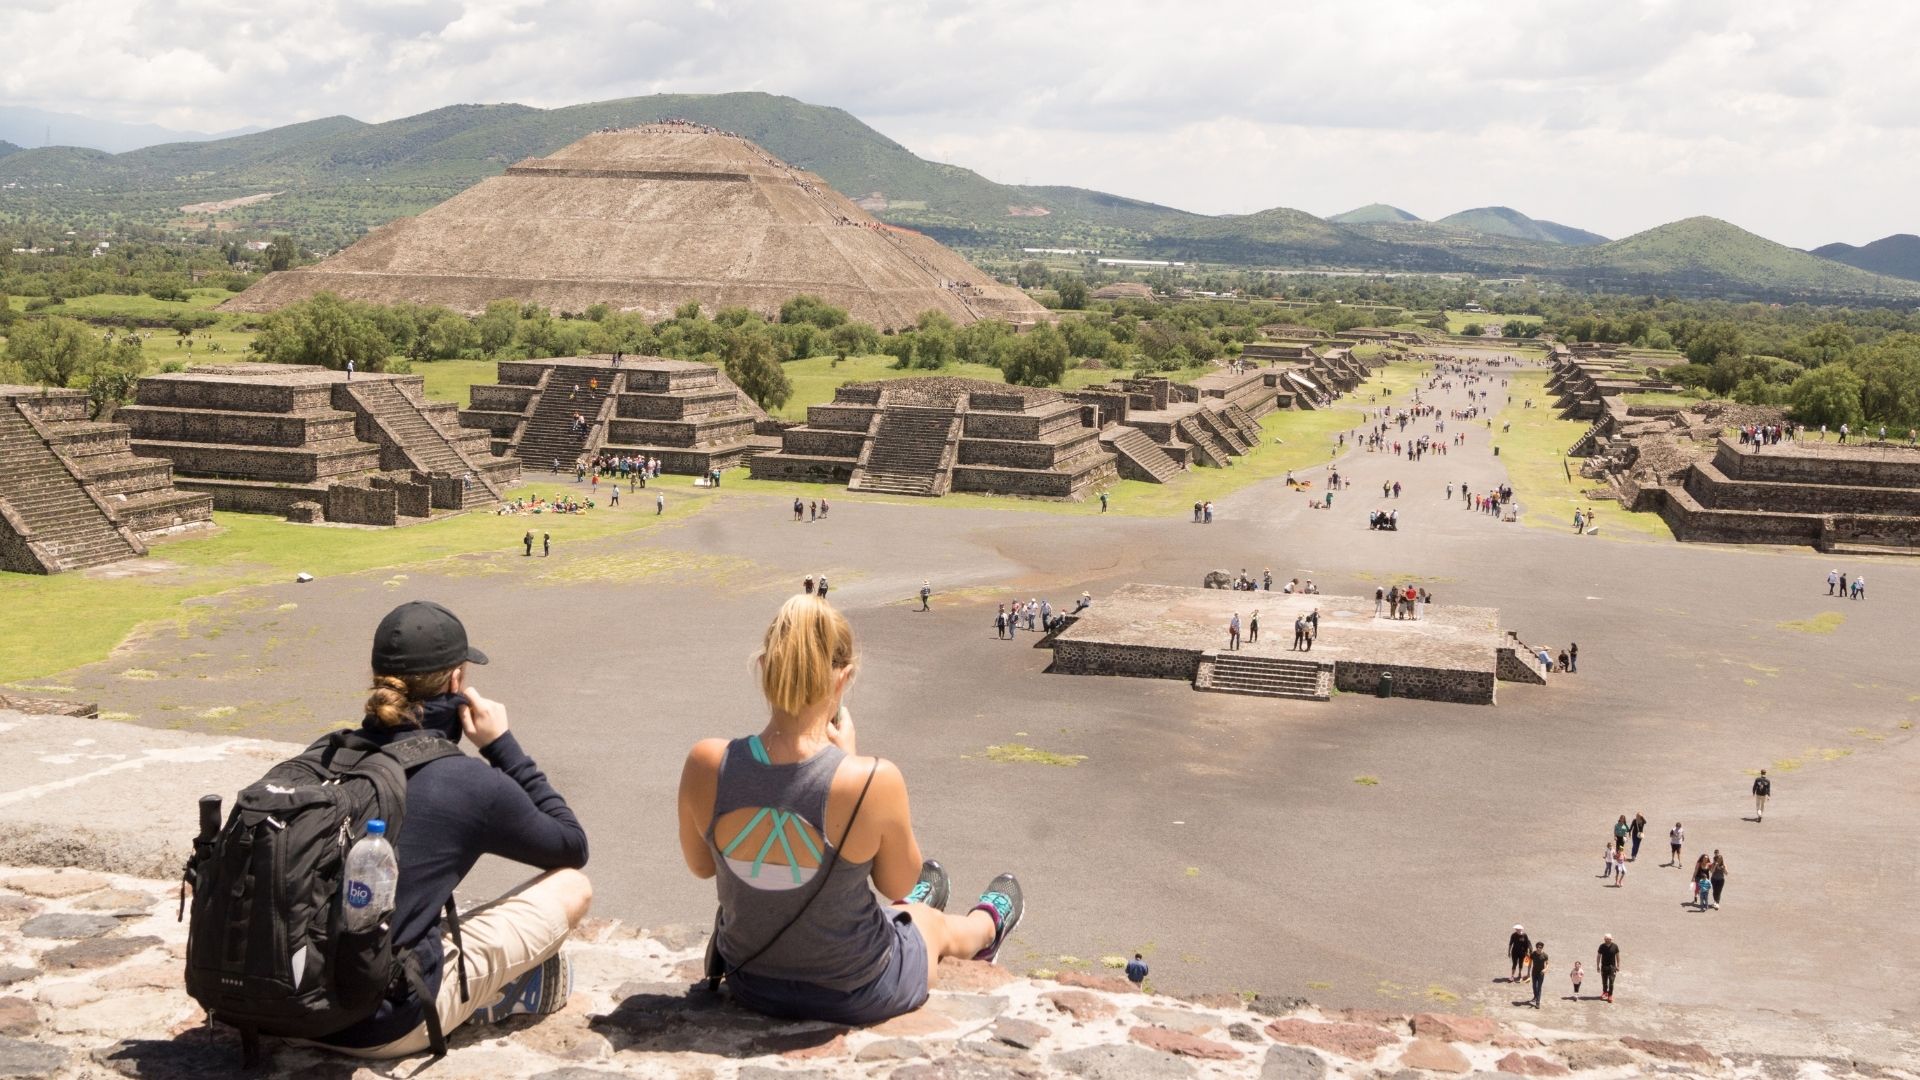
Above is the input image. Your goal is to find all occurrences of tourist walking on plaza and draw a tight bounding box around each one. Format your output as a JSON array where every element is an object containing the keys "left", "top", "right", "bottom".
[
  {"left": 1099, "top": 491, "right": 1108, "bottom": 512},
  {"left": 1569, "top": 961, "right": 1584, "bottom": 999},
  {"left": 656, "top": 493, "right": 665, "bottom": 515},
  {"left": 1629, "top": 812, "right": 1646, "bottom": 860},
  {"left": 1752, "top": 769, "right": 1771, "bottom": 820},
  {"left": 1613, "top": 815, "right": 1630, "bottom": 850},
  {"left": 542, "top": 532, "right": 550, "bottom": 557},
  {"left": 1248, "top": 610, "right": 1259, "bottom": 643},
  {"left": 1710, "top": 851, "right": 1728, "bottom": 908},
  {"left": 919, "top": 581, "right": 931, "bottom": 612},
  {"left": 523, "top": 530, "right": 534, "bottom": 557},
  {"left": 1507, "top": 925, "right": 1531, "bottom": 982},
  {"left": 1528, "top": 941, "right": 1549, "bottom": 1008},
  {"left": 1567, "top": 643, "right": 1578, "bottom": 673},
  {"left": 1613, "top": 848, "right": 1627, "bottom": 887},
  {"left": 1668, "top": 822, "right": 1684, "bottom": 867},
  {"left": 674, "top": 594, "right": 1025, "bottom": 1027},
  {"left": 1827, "top": 568, "right": 1840, "bottom": 595},
  {"left": 1292, "top": 615, "right": 1308, "bottom": 651},
  {"left": 1596, "top": 936, "right": 1620, "bottom": 1002},
  {"left": 1691, "top": 855, "right": 1714, "bottom": 909},
  {"left": 994, "top": 606, "right": 1007, "bottom": 639},
  {"left": 1228, "top": 613, "right": 1241, "bottom": 650},
  {"left": 818, "top": 575, "right": 830, "bottom": 601},
  {"left": 804, "top": 575, "right": 815, "bottom": 596}
]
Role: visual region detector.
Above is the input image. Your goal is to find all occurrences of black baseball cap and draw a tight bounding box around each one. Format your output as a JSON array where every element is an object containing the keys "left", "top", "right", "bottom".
[{"left": 371, "top": 601, "right": 490, "bottom": 674}]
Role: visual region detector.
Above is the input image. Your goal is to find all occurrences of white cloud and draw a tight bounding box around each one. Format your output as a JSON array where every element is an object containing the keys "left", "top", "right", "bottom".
[{"left": 3, "top": 0, "right": 1916, "bottom": 246}]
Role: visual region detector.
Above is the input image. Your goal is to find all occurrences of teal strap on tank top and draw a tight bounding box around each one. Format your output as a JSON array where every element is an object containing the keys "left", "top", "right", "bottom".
[
  {"left": 721, "top": 737, "right": 829, "bottom": 883},
  {"left": 748, "top": 735, "right": 771, "bottom": 765}
]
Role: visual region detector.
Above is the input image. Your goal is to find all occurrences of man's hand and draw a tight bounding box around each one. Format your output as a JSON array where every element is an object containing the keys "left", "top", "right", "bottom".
[
  {"left": 826, "top": 705, "right": 856, "bottom": 757},
  {"left": 459, "top": 685, "right": 510, "bottom": 750}
]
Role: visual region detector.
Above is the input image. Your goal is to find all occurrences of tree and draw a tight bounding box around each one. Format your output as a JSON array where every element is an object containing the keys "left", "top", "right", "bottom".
[
  {"left": 263, "top": 235, "right": 298, "bottom": 273},
  {"left": 84, "top": 338, "right": 146, "bottom": 418},
  {"left": 1788, "top": 364, "right": 1864, "bottom": 429},
  {"left": 722, "top": 331, "right": 791, "bottom": 410},
  {"left": 248, "top": 293, "right": 392, "bottom": 371},
  {"left": 1793, "top": 323, "right": 1857, "bottom": 368},
  {"left": 1461, "top": 322, "right": 1483, "bottom": 337},
  {"left": 4, "top": 316, "right": 99, "bottom": 387},
  {"left": 829, "top": 321, "right": 880, "bottom": 360},
  {"left": 1016, "top": 261, "right": 1050, "bottom": 288},
  {"left": 476, "top": 299, "right": 520, "bottom": 356},
  {"left": 1683, "top": 321, "right": 1745, "bottom": 367},
  {"left": 1002, "top": 324, "right": 1069, "bottom": 387},
  {"left": 1852, "top": 335, "right": 1920, "bottom": 427},
  {"left": 779, "top": 294, "right": 848, "bottom": 329},
  {"left": 1052, "top": 273, "right": 1088, "bottom": 310}
]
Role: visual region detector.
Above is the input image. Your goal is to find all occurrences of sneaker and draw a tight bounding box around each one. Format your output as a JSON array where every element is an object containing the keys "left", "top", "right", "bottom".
[
  {"left": 473, "top": 952, "right": 572, "bottom": 1024},
  {"left": 904, "top": 859, "right": 950, "bottom": 911},
  {"left": 969, "top": 873, "right": 1024, "bottom": 964}
]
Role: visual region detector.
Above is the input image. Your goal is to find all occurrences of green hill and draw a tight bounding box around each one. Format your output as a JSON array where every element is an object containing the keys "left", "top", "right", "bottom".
[
  {"left": 1434, "top": 206, "right": 1607, "bottom": 245},
  {"left": 1811, "top": 234, "right": 1920, "bottom": 283},
  {"left": 1569, "top": 217, "right": 1919, "bottom": 297},
  {"left": 1328, "top": 203, "right": 1421, "bottom": 224},
  {"left": 1, "top": 95, "right": 1910, "bottom": 299},
  {"left": 0, "top": 140, "right": 19, "bottom": 160}
]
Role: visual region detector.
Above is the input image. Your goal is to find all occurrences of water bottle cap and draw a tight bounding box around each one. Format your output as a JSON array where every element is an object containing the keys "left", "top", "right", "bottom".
[{"left": 366, "top": 819, "right": 386, "bottom": 836}]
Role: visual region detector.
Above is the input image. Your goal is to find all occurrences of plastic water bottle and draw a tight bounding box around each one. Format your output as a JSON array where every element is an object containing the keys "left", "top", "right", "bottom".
[{"left": 342, "top": 819, "right": 398, "bottom": 932}]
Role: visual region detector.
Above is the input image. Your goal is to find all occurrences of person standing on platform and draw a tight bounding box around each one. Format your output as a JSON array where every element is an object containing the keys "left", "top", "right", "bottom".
[{"left": 1595, "top": 936, "right": 1619, "bottom": 1002}]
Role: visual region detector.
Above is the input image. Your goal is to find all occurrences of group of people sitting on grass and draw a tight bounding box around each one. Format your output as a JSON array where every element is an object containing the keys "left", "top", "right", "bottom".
[
  {"left": 495, "top": 494, "right": 594, "bottom": 515},
  {"left": 195, "top": 595, "right": 1023, "bottom": 1062}
]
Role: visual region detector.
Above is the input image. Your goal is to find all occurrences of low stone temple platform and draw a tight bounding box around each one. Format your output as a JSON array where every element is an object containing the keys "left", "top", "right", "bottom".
[
  {"left": 0, "top": 386, "right": 213, "bottom": 575},
  {"left": 750, "top": 377, "right": 1117, "bottom": 499},
  {"left": 1050, "top": 584, "right": 1545, "bottom": 705},
  {"left": 122, "top": 365, "right": 518, "bottom": 525},
  {"left": 458, "top": 355, "right": 777, "bottom": 477},
  {"left": 1655, "top": 437, "right": 1920, "bottom": 554}
]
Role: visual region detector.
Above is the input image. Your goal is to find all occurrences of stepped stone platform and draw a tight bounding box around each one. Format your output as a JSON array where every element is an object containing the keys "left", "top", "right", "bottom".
[
  {"left": 1655, "top": 437, "right": 1920, "bottom": 554},
  {"left": 1049, "top": 584, "right": 1547, "bottom": 705},
  {"left": 458, "top": 355, "right": 778, "bottom": 477},
  {"left": 0, "top": 387, "right": 213, "bottom": 575},
  {"left": 751, "top": 377, "right": 1117, "bottom": 499},
  {"left": 122, "top": 365, "right": 518, "bottom": 526}
]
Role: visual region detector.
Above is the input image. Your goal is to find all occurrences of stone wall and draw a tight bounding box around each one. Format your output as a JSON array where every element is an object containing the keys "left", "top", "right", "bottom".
[
  {"left": 467, "top": 384, "right": 536, "bottom": 412},
  {"left": 1686, "top": 460, "right": 1920, "bottom": 515},
  {"left": 1714, "top": 439, "right": 1920, "bottom": 488},
  {"left": 1050, "top": 638, "right": 1201, "bottom": 681},
  {"left": 324, "top": 483, "right": 398, "bottom": 526},
  {"left": 779, "top": 428, "right": 866, "bottom": 458},
  {"left": 371, "top": 475, "right": 432, "bottom": 518},
  {"left": 121, "top": 407, "right": 356, "bottom": 449},
  {"left": 177, "top": 479, "right": 322, "bottom": 516},
  {"left": 748, "top": 454, "right": 855, "bottom": 483},
  {"left": 135, "top": 378, "right": 331, "bottom": 414},
  {"left": 951, "top": 465, "right": 1077, "bottom": 498},
  {"left": 1496, "top": 647, "right": 1548, "bottom": 685},
  {"left": 1332, "top": 661, "right": 1495, "bottom": 705}
]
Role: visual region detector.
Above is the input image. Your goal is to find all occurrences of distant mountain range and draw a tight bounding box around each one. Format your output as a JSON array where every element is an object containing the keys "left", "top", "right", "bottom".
[
  {"left": 0, "top": 106, "right": 258, "bottom": 155},
  {"left": 1811, "top": 235, "right": 1920, "bottom": 283},
  {"left": 2, "top": 92, "right": 1915, "bottom": 300}
]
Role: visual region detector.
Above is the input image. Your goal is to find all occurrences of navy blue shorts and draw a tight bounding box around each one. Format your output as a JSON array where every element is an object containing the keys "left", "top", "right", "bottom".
[{"left": 725, "top": 910, "right": 930, "bottom": 1026}]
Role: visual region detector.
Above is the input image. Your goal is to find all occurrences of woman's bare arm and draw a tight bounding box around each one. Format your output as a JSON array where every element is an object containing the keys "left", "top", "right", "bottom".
[{"left": 677, "top": 739, "right": 728, "bottom": 879}]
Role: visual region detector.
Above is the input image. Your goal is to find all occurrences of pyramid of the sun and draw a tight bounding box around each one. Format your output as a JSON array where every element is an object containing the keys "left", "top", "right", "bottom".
[{"left": 224, "top": 123, "right": 1048, "bottom": 330}]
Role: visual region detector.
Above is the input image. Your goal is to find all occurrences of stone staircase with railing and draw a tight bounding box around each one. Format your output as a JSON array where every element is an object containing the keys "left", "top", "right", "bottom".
[
  {"left": 0, "top": 402, "right": 144, "bottom": 574},
  {"left": 1194, "top": 407, "right": 1252, "bottom": 455},
  {"left": 515, "top": 366, "right": 613, "bottom": 474},
  {"left": 1223, "top": 402, "right": 1266, "bottom": 444},
  {"left": 344, "top": 379, "right": 512, "bottom": 508},
  {"left": 1195, "top": 652, "right": 1333, "bottom": 700},
  {"left": 849, "top": 404, "right": 958, "bottom": 495},
  {"left": 1102, "top": 425, "right": 1183, "bottom": 483}
]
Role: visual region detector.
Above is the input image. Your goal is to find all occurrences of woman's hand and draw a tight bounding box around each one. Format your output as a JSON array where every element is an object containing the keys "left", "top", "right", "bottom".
[
  {"left": 458, "top": 685, "right": 510, "bottom": 750},
  {"left": 826, "top": 705, "right": 856, "bottom": 757}
]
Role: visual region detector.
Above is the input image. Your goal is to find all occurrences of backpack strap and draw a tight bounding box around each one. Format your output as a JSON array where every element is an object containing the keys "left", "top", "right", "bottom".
[{"left": 401, "top": 954, "right": 449, "bottom": 1060}]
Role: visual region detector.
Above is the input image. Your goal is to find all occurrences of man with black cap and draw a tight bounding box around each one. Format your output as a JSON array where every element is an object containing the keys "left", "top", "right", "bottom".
[{"left": 312, "top": 601, "right": 593, "bottom": 1058}]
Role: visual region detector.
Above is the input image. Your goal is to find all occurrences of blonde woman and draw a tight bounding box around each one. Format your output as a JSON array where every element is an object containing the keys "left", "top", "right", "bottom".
[{"left": 677, "top": 595, "right": 1023, "bottom": 1024}]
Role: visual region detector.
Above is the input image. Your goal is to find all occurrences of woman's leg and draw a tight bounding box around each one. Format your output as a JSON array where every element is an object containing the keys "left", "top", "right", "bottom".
[{"left": 897, "top": 903, "right": 996, "bottom": 984}]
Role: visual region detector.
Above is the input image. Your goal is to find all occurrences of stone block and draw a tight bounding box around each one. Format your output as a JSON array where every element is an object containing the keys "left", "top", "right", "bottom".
[
  {"left": 1129, "top": 1025, "right": 1242, "bottom": 1060},
  {"left": 1052, "top": 1042, "right": 1196, "bottom": 1079}
]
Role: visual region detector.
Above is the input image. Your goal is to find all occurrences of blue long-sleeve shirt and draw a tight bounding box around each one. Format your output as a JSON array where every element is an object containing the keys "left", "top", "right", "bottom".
[{"left": 323, "top": 697, "right": 587, "bottom": 1047}]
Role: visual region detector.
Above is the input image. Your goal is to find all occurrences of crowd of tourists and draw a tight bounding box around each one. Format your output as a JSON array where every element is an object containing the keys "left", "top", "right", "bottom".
[
  {"left": 495, "top": 493, "right": 594, "bottom": 516},
  {"left": 995, "top": 593, "right": 1088, "bottom": 637}
]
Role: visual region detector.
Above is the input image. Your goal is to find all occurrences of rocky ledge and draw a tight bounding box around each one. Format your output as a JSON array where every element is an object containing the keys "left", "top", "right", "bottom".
[{"left": 0, "top": 865, "right": 1908, "bottom": 1080}]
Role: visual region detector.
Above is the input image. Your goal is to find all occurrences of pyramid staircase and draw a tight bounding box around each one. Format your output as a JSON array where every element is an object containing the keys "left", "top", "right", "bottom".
[
  {"left": 1223, "top": 402, "right": 1265, "bottom": 444},
  {"left": 1194, "top": 407, "right": 1252, "bottom": 455},
  {"left": 1195, "top": 653, "right": 1332, "bottom": 700},
  {"left": 849, "top": 404, "right": 958, "bottom": 496},
  {"left": 514, "top": 367, "right": 614, "bottom": 474},
  {"left": 0, "top": 402, "right": 144, "bottom": 573},
  {"left": 1102, "top": 426, "right": 1182, "bottom": 483},
  {"left": 1175, "top": 415, "right": 1232, "bottom": 468},
  {"left": 346, "top": 379, "right": 509, "bottom": 508}
]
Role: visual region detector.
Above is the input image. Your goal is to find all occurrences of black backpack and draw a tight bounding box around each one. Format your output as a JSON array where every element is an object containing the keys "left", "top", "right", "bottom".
[
  {"left": 184, "top": 730, "right": 467, "bottom": 1064},
  {"left": 1755, "top": 775, "right": 1771, "bottom": 796}
]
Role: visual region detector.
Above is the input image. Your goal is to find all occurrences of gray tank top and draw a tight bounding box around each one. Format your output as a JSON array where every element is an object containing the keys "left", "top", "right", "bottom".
[{"left": 706, "top": 737, "right": 893, "bottom": 990}]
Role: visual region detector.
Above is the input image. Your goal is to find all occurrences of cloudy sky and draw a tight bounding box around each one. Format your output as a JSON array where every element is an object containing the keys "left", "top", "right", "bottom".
[{"left": 6, "top": 0, "right": 1916, "bottom": 247}]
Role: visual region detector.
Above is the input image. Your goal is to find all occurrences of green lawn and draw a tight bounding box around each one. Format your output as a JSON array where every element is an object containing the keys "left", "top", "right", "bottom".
[
  {"left": 1491, "top": 370, "right": 1671, "bottom": 540},
  {"left": 0, "top": 483, "right": 712, "bottom": 685},
  {"left": 1444, "top": 311, "right": 1541, "bottom": 335}
]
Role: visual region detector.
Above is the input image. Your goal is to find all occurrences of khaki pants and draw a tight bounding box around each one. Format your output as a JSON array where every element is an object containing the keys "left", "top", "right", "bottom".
[{"left": 329, "top": 880, "right": 572, "bottom": 1059}]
